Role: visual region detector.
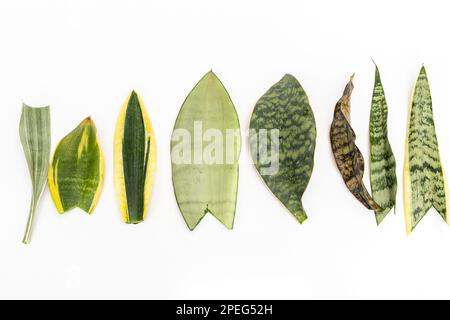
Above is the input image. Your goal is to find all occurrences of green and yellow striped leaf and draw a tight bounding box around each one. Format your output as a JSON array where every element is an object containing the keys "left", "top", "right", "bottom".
[
  {"left": 369, "top": 65, "right": 397, "bottom": 225},
  {"left": 48, "top": 117, "right": 104, "bottom": 214},
  {"left": 19, "top": 104, "right": 51, "bottom": 244},
  {"left": 171, "top": 71, "right": 241, "bottom": 230},
  {"left": 404, "top": 66, "right": 450, "bottom": 234},
  {"left": 249, "top": 74, "right": 316, "bottom": 224},
  {"left": 114, "top": 91, "right": 156, "bottom": 224},
  {"left": 330, "top": 75, "right": 381, "bottom": 211}
]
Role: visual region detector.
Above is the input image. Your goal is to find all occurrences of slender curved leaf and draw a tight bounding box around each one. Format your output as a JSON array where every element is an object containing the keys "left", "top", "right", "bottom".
[
  {"left": 171, "top": 71, "right": 241, "bottom": 230},
  {"left": 249, "top": 74, "right": 316, "bottom": 224},
  {"left": 19, "top": 104, "right": 51, "bottom": 244},
  {"left": 330, "top": 75, "right": 381, "bottom": 211},
  {"left": 369, "top": 65, "right": 397, "bottom": 225},
  {"left": 404, "top": 66, "right": 450, "bottom": 234},
  {"left": 48, "top": 117, "right": 104, "bottom": 214}
]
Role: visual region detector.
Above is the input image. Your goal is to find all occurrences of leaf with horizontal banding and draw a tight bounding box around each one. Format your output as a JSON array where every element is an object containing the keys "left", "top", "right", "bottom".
[
  {"left": 19, "top": 104, "right": 51, "bottom": 244},
  {"left": 404, "top": 66, "right": 450, "bottom": 234},
  {"left": 171, "top": 71, "right": 241, "bottom": 230},
  {"left": 330, "top": 75, "right": 381, "bottom": 211},
  {"left": 369, "top": 65, "right": 397, "bottom": 225},
  {"left": 249, "top": 74, "right": 316, "bottom": 224},
  {"left": 114, "top": 91, "right": 156, "bottom": 224},
  {"left": 48, "top": 117, "right": 104, "bottom": 214}
]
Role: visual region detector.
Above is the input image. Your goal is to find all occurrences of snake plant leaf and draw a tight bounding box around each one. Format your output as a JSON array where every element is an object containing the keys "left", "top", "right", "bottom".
[
  {"left": 369, "top": 65, "right": 397, "bottom": 225},
  {"left": 48, "top": 117, "right": 104, "bottom": 214},
  {"left": 114, "top": 91, "right": 156, "bottom": 224},
  {"left": 171, "top": 71, "right": 241, "bottom": 230},
  {"left": 404, "top": 66, "right": 450, "bottom": 234},
  {"left": 19, "top": 104, "right": 51, "bottom": 244},
  {"left": 249, "top": 74, "right": 316, "bottom": 224},
  {"left": 330, "top": 75, "right": 381, "bottom": 211}
]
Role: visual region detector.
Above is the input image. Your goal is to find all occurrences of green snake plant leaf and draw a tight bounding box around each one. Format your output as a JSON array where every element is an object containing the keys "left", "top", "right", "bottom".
[
  {"left": 249, "top": 74, "right": 316, "bottom": 224},
  {"left": 330, "top": 75, "right": 381, "bottom": 211},
  {"left": 19, "top": 104, "right": 51, "bottom": 244},
  {"left": 48, "top": 117, "right": 104, "bottom": 214},
  {"left": 114, "top": 91, "right": 156, "bottom": 224},
  {"left": 404, "top": 66, "right": 450, "bottom": 234},
  {"left": 369, "top": 65, "right": 397, "bottom": 225},
  {"left": 171, "top": 71, "right": 241, "bottom": 230}
]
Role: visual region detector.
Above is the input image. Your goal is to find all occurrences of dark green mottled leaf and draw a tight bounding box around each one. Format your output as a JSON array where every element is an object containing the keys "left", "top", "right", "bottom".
[{"left": 249, "top": 74, "right": 316, "bottom": 223}]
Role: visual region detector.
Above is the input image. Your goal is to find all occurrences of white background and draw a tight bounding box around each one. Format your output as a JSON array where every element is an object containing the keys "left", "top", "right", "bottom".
[{"left": 1, "top": 0, "right": 450, "bottom": 299}]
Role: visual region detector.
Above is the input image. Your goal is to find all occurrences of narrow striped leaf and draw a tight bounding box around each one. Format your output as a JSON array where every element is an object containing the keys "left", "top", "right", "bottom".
[
  {"left": 171, "top": 71, "right": 241, "bottom": 230},
  {"left": 249, "top": 74, "right": 316, "bottom": 224},
  {"left": 369, "top": 65, "right": 397, "bottom": 225},
  {"left": 48, "top": 117, "right": 104, "bottom": 214},
  {"left": 330, "top": 75, "right": 381, "bottom": 211},
  {"left": 19, "top": 104, "right": 51, "bottom": 244},
  {"left": 404, "top": 66, "right": 450, "bottom": 234},
  {"left": 114, "top": 91, "right": 156, "bottom": 224}
]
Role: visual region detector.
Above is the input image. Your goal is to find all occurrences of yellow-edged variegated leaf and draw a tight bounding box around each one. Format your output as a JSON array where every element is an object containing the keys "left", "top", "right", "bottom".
[
  {"left": 48, "top": 117, "right": 104, "bottom": 214},
  {"left": 403, "top": 66, "right": 450, "bottom": 234},
  {"left": 114, "top": 90, "right": 156, "bottom": 224}
]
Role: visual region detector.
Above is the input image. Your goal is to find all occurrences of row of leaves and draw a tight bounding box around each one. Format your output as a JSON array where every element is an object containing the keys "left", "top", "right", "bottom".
[
  {"left": 330, "top": 65, "right": 449, "bottom": 235},
  {"left": 19, "top": 66, "right": 449, "bottom": 244}
]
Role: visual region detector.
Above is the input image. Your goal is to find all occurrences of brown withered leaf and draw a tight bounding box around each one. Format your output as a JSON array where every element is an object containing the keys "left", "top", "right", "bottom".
[{"left": 330, "top": 75, "right": 381, "bottom": 211}]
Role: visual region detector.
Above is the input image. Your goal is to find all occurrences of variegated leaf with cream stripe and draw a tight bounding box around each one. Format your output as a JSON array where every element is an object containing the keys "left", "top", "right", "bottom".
[{"left": 48, "top": 117, "right": 104, "bottom": 214}]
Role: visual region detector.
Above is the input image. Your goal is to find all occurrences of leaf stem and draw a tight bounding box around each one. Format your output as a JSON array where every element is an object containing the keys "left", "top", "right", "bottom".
[{"left": 22, "top": 197, "right": 36, "bottom": 244}]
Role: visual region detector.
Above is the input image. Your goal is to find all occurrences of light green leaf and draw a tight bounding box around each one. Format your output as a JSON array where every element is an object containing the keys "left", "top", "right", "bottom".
[
  {"left": 171, "top": 71, "right": 241, "bottom": 230},
  {"left": 19, "top": 104, "right": 51, "bottom": 244},
  {"left": 404, "top": 66, "right": 450, "bottom": 234},
  {"left": 369, "top": 65, "right": 397, "bottom": 225},
  {"left": 249, "top": 74, "right": 316, "bottom": 224}
]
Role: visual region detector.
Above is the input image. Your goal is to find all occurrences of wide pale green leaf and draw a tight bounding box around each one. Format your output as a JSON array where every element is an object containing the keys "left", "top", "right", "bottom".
[
  {"left": 19, "top": 104, "right": 51, "bottom": 244},
  {"left": 404, "top": 66, "right": 450, "bottom": 234},
  {"left": 369, "top": 65, "right": 397, "bottom": 225},
  {"left": 249, "top": 74, "right": 316, "bottom": 223},
  {"left": 48, "top": 117, "right": 104, "bottom": 214},
  {"left": 171, "top": 71, "right": 241, "bottom": 230}
]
